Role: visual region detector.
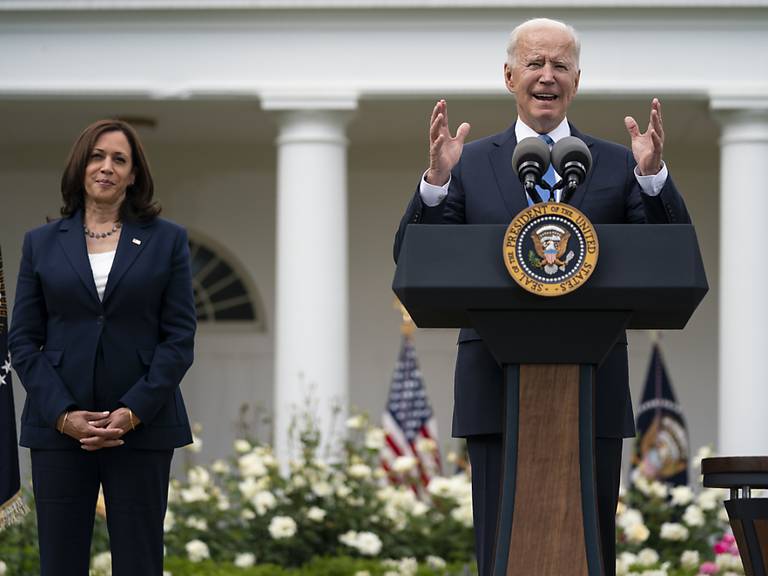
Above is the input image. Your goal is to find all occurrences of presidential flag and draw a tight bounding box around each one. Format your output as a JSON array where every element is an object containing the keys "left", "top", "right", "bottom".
[
  {"left": 1, "top": 246, "right": 27, "bottom": 530},
  {"left": 381, "top": 332, "right": 442, "bottom": 491},
  {"left": 632, "top": 343, "right": 689, "bottom": 486}
]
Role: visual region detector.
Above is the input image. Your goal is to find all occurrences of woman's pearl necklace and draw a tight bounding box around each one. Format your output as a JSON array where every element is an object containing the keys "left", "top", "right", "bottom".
[{"left": 83, "top": 222, "right": 122, "bottom": 239}]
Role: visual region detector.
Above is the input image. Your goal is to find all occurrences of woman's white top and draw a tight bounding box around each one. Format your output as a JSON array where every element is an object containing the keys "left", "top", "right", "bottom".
[{"left": 88, "top": 250, "right": 116, "bottom": 301}]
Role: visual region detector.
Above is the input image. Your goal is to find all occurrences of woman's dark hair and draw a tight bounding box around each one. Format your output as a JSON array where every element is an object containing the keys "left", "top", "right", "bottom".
[{"left": 60, "top": 119, "right": 160, "bottom": 221}]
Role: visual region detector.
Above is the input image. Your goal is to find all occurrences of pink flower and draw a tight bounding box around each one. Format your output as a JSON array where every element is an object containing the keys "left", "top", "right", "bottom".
[
  {"left": 714, "top": 532, "right": 740, "bottom": 555},
  {"left": 699, "top": 561, "right": 718, "bottom": 574}
]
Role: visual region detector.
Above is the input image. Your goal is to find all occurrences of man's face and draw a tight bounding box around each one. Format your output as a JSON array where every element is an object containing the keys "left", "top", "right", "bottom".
[{"left": 504, "top": 25, "right": 580, "bottom": 134}]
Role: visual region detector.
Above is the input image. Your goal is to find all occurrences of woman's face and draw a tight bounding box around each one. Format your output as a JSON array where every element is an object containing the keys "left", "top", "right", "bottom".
[{"left": 83, "top": 130, "right": 135, "bottom": 209}]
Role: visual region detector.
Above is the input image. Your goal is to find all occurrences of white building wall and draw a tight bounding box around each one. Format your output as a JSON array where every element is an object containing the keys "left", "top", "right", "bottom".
[{"left": 2, "top": 0, "right": 765, "bottom": 469}]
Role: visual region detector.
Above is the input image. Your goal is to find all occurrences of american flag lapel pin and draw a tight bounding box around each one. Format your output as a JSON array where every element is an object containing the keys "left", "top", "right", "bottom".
[{"left": 132, "top": 238, "right": 142, "bottom": 246}]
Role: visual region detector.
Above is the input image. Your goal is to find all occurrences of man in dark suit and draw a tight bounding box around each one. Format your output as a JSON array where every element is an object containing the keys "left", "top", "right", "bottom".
[{"left": 394, "top": 18, "right": 690, "bottom": 576}]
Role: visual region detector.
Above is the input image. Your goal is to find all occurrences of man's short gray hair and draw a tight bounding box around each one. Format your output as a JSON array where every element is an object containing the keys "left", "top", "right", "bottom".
[{"left": 506, "top": 18, "right": 581, "bottom": 68}]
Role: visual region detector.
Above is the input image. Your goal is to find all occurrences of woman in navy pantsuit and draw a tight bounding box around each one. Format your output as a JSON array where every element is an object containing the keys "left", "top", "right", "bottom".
[{"left": 9, "top": 119, "right": 196, "bottom": 575}]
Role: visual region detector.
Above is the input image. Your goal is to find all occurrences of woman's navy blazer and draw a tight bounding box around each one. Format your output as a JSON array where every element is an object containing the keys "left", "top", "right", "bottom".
[{"left": 9, "top": 210, "right": 196, "bottom": 450}]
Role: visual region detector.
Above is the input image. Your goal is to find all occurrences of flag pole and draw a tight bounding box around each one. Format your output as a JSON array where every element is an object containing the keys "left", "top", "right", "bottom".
[{"left": 393, "top": 298, "right": 415, "bottom": 338}]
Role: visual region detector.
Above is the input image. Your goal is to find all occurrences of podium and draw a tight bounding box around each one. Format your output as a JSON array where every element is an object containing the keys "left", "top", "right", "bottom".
[
  {"left": 702, "top": 457, "right": 768, "bottom": 576},
  {"left": 393, "top": 224, "right": 708, "bottom": 576}
]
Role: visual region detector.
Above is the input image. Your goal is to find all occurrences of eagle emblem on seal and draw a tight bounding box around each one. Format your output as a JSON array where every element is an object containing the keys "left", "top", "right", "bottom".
[{"left": 529, "top": 224, "right": 575, "bottom": 275}]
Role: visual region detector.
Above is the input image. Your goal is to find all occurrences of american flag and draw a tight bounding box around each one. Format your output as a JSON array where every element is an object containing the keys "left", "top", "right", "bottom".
[
  {"left": 1, "top": 245, "right": 28, "bottom": 530},
  {"left": 381, "top": 333, "right": 441, "bottom": 490}
]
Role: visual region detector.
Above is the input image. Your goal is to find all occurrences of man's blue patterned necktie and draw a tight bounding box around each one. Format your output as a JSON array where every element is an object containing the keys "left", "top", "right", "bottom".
[{"left": 536, "top": 133, "right": 557, "bottom": 203}]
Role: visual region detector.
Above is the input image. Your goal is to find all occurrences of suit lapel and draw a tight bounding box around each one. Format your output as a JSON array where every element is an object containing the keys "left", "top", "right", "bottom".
[
  {"left": 565, "top": 124, "right": 598, "bottom": 210},
  {"left": 102, "top": 218, "right": 153, "bottom": 304},
  {"left": 489, "top": 124, "right": 528, "bottom": 218},
  {"left": 58, "top": 211, "right": 101, "bottom": 305}
]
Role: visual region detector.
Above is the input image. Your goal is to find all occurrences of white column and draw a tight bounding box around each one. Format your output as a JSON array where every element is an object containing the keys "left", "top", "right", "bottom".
[
  {"left": 263, "top": 94, "right": 357, "bottom": 463},
  {"left": 712, "top": 95, "right": 768, "bottom": 456}
]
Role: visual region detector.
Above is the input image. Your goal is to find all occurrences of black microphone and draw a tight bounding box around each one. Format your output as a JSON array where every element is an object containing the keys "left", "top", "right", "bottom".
[
  {"left": 511, "top": 137, "right": 551, "bottom": 203},
  {"left": 551, "top": 136, "right": 592, "bottom": 202}
]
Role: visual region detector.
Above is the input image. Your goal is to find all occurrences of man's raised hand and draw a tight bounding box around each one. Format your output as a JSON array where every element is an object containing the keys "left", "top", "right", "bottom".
[
  {"left": 426, "top": 99, "right": 471, "bottom": 186},
  {"left": 624, "top": 98, "right": 665, "bottom": 176}
]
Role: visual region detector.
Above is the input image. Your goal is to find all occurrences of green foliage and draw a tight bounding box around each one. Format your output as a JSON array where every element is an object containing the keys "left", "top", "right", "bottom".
[{"left": 163, "top": 555, "right": 475, "bottom": 575}]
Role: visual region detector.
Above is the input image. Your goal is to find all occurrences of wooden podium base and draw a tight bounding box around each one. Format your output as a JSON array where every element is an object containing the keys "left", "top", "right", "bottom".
[{"left": 492, "top": 364, "right": 603, "bottom": 576}]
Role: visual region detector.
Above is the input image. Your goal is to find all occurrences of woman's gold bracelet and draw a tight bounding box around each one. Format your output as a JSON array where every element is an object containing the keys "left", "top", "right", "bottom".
[
  {"left": 128, "top": 408, "right": 135, "bottom": 431},
  {"left": 59, "top": 411, "right": 69, "bottom": 434}
]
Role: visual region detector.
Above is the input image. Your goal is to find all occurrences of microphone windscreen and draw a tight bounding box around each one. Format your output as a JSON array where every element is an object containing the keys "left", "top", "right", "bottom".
[
  {"left": 511, "top": 137, "right": 551, "bottom": 177},
  {"left": 551, "top": 136, "right": 592, "bottom": 176}
]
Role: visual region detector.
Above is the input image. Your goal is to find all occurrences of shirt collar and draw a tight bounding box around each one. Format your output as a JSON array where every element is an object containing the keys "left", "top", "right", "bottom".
[{"left": 514, "top": 117, "right": 571, "bottom": 144}]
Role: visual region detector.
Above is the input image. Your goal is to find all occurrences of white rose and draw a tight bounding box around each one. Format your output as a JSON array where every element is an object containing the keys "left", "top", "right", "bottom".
[
  {"left": 648, "top": 481, "right": 668, "bottom": 499},
  {"left": 718, "top": 507, "right": 731, "bottom": 522},
  {"left": 239, "top": 452, "right": 267, "bottom": 478},
  {"left": 617, "top": 508, "right": 644, "bottom": 530},
  {"left": 240, "top": 508, "right": 256, "bottom": 521},
  {"left": 234, "top": 552, "right": 256, "bottom": 568},
  {"left": 339, "top": 530, "right": 358, "bottom": 547},
  {"left": 211, "top": 459, "right": 231, "bottom": 475},
  {"left": 91, "top": 551, "right": 112, "bottom": 572},
  {"left": 336, "top": 484, "right": 352, "bottom": 498},
  {"left": 637, "top": 548, "right": 659, "bottom": 566},
  {"left": 615, "top": 557, "right": 632, "bottom": 576},
  {"left": 427, "top": 477, "right": 454, "bottom": 499},
  {"left": 416, "top": 437, "right": 438, "bottom": 454},
  {"left": 217, "top": 496, "right": 230, "bottom": 511},
  {"left": 188, "top": 466, "right": 210, "bottom": 487},
  {"left": 234, "top": 439, "right": 252, "bottom": 453},
  {"left": 392, "top": 557, "right": 418, "bottom": 576},
  {"left": 180, "top": 485, "right": 209, "bottom": 503},
  {"left": 306, "top": 506, "right": 327, "bottom": 521},
  {"left": 252, "top": 490, "right": 277, "bottom": 516},
  {"left": 311, "top": 481, "right": 333, "bottom": 498},
  {"left": 185, "top": 516, "right": 208, "bottom": 531},
  {"left": 346, "top": 415, "right": 366, "bottom": 429},
  {"left": 669, "top": 485, "right": 694, "bottom": 506},
  {"left": 693, "top": 445, "right": 714, "bottom": 470},
  {"left": 660, "top": 522, "right": 689, "bottom": 541},
  {"left": 633, "top": 472, "right": 652, "bottom": 495},
  {"left": 680, "top": 550, "right": 700, "bottom": 569},
  {"left": 426, "top": 555, "right": 447, "bottom": 569},
  {"left": 291, "top": 475, "right": 307, "bottom": 489},
  {"left": 348, "top": 463, "right": 372, "bottom": 479},
  {"left": 618, "top": 552, "right": 638, "bottom": 567},
  {"left": 683, "top": 504, "right": 705, "bottom": 527},
  {"left": 268, "top": 516, "right": 297, "bottom": 539},
  {"left": 238, "top": 477, "right": 259, "bottom": 500},
  {"left": 355, "top": 531, "right": 383, "bottom": 556},
  {"left": 187, "top": 434, "right": 203, "bottom": 453},
  {"left": 392, "top": 456, "right": 417, "bottom": 473},
  {"left": 0, "top": 561, "right": 6, "bottom": 576},
  {"left": 411, "top": 502, "right": 429, "bottom": 517},
  {"left": 697, "top": 488, "right": 721, "bottom": 511},
  {"left": 451, "top": 503, "right": 474, "bottom": 528},
  {"left": 163, "top": 510, "right": 175, "bottom": 533},
  {"left": 185, "top": 539, "right": 210, "bottom": 562},
  {"left": 365, "top": 428, "right": 385, "bottom": 450},
  {"left": 624, "top": 523, "right": 650, "bottom": 544},
  {"left": 716, "top": 553, "right": 743, "bottom": 570}
]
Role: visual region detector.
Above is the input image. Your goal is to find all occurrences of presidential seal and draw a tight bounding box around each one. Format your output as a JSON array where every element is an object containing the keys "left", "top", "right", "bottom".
[{"left": 502, "top": 203, "right": 599, "bottom": 296}]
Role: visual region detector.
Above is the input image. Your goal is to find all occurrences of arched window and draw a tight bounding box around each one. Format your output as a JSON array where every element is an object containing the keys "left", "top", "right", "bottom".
[{"left": 188, "top": 232, "right": 265, "bottom": 330}]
